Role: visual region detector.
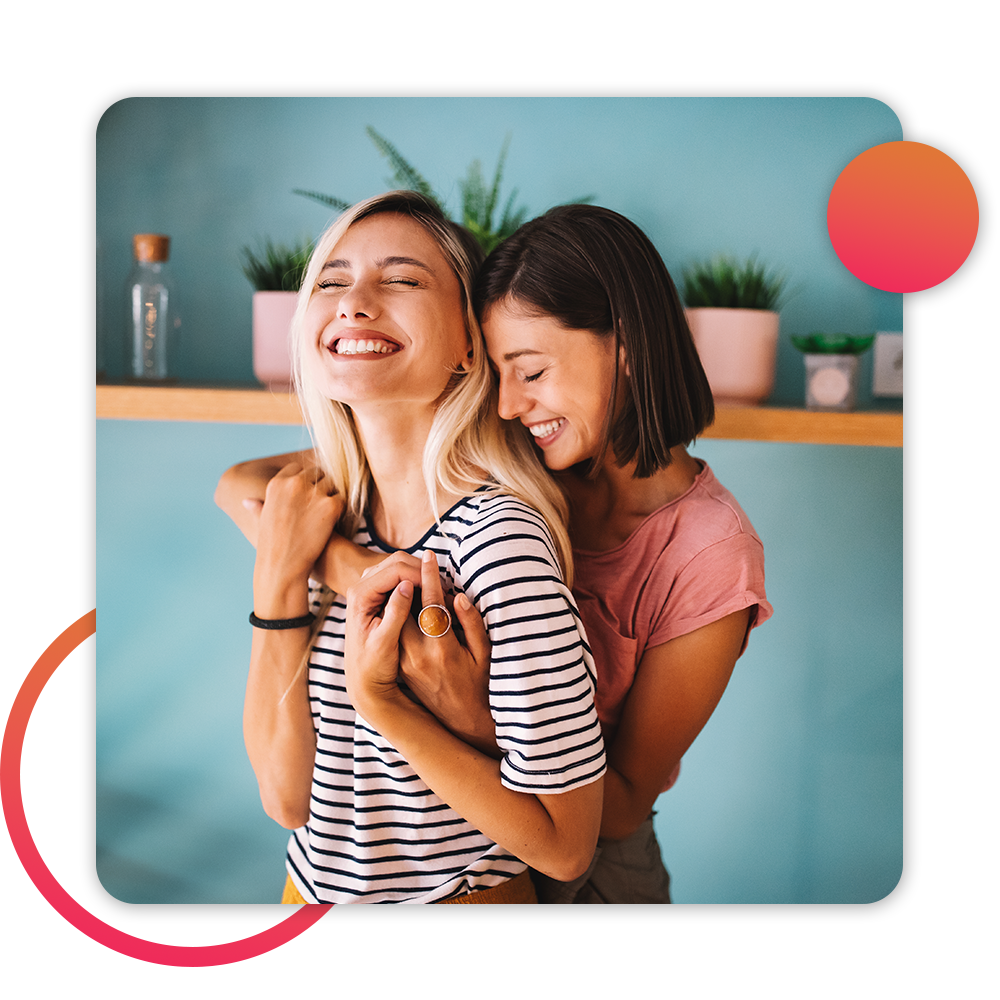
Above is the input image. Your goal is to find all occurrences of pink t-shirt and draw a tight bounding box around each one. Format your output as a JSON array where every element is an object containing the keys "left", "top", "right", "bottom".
[{"left": 571, "top": 462, "right": 772, "bottom": 786}]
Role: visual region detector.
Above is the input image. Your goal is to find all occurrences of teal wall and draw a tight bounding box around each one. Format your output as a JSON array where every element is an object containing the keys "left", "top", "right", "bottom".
[
  {"left": 97, "top": 96, "right": 903, "bottom": 404},
  {"left": 96, "top": 98, "right": 903, "bottom": 904}
]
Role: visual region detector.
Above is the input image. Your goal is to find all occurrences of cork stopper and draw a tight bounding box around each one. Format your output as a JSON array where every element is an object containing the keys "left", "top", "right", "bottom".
[{"left": 133, "top": 233, "right": 171, "bottom": 262}]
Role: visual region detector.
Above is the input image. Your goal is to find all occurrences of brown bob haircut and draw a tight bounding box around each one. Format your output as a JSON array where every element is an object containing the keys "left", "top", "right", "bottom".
[{"left": 472, "top": 203, "right": 715, "bottom": 478}]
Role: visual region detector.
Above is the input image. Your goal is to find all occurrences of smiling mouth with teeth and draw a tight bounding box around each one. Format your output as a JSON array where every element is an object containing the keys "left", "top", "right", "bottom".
[
  {"left": 332, "top": 337, "right": 402, "bottom": 356},
  {"left": 529, "top": 418, "right": 565, "bottom": 439}
]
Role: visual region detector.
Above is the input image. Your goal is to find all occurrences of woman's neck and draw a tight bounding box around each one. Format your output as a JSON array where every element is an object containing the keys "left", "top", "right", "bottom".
[
  {"left": 352, "top": 403, "right": 454, "bottom": 549},
  {"left": 564, "top": 444, "right": 702, "bottom": 552}
]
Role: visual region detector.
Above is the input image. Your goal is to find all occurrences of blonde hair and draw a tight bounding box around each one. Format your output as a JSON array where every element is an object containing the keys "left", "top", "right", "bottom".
[{"left": 290, "top": 190, "right": 573, "bottom": 584}]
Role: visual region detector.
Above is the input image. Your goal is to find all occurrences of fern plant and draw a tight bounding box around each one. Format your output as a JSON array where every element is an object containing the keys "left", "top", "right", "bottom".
[
  {"left": 293, "top": 127, "right": 552, "bottom": 255},
  {"left": 365, "top": 126, "right": 441, "bottom": 206},
  {"left": 682, "top": 255, "right": 786, "bottom": 312},
  {"left": 458, "top": 135, "right": 531, "bottom": 254}
]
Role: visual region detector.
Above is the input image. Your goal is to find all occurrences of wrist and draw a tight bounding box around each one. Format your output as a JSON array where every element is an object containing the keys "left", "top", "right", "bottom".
[
  {"left": 353, "top": 680, "right": 419, "bottom": 731},
  {"left": 252, "top": 570, "right": 311, "bottom": 620},
  {"left": 446, "top": 712, "right": 500, "bottom": 759},
  {"left": 316, "top": 532, "right": 382, "bottom": 592},
  {"left": 313, "top": 532, "right": 348, "bottom": 590},
  {"left": 432, "top": 687, "right": 496, "bottom": 752}
]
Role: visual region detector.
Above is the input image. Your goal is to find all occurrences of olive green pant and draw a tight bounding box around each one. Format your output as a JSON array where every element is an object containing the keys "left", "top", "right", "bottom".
[{"left": 530, "top": 814, "right": 672, "bottom": 904}]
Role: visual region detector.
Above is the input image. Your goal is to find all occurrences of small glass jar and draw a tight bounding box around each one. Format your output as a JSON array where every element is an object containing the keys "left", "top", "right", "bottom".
[
  {"left": 804, "top": 353, "right": 861, "bottom": 411},
  {"left": 126, "top": 234, "right": 179, "bottom": 382}
]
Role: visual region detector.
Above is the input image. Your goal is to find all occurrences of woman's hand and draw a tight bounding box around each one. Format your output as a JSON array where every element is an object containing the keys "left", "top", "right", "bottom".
[
  {"left": 342, "top": 557, "right": 419, "bottom": 717},
  {"left": 342, "top": 552, "right": 495, "bottom": 753},
  {"left": 343, "top": 550, "right": 602, "bottom": 881},
  {"left": 244, "top": 507, "right": 393, "bottom": 595},
  {"left": 397, "top": 552, "right": 496, "bottom": 756},
  {"left": 214, "top": 449, "right": 315, "bottom": 547},
  {"left": 253, "top": 462, "right": 344, "bottom": 617}
]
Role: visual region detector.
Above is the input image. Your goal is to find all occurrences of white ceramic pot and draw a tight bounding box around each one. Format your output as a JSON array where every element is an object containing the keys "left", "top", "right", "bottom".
[
  {"left": 252, "top": 290, "right": 298, "bottom": 390},
  {"left": 685, "top": 307, "right": 780, "bottom": 406}
]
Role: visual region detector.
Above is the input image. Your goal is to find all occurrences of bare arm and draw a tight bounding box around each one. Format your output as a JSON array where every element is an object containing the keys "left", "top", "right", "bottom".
[
  {"left": 214, "top": 449, "right": 393, "bottom": 593},
  {"left": 245, "top": 623, "right": 316, "bottom": 829},
  {"left": 388, "top": 604, "right": 749, "bottom": 843},
  {"left": 598, "top": 608, "right": 751, "bottom": 840},
  {"left": 215, "top": 449, "right": 314, "bottom": 546},
  {"left": 242, "top": 463, "right": 342, "bottom": 829},
  {"left": 398, "top": 602, "right": 752, "bottom": 842},
  {"left": 344, "top": 555, "right": 604, "bottom": 883},
  {"left": 338, "top": 534, "right": 749, "bottom": 855},
  {"left": 356, "top": 675, "right": 603, "bottom": 881}
]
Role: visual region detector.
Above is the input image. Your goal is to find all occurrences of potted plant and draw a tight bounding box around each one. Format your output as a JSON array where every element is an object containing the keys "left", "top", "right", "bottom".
[
  {"left": 240, "top": 236, "right": 312, "bottom": 390},
  {"left": 681, "top": 255, "right": 787, "bottom": 406},
  {"left": 293, "top": 126, "right": 583, "bottom": 255},
  {"left": 244, "top": 128, "right": 590, "bottom": 390},
  {"left": 790, "top": 333, "right": 874, "bottom": 411}
]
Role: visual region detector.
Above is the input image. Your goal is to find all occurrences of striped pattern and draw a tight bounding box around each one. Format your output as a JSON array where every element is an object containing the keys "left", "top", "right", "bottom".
[{"left": 285, "top": 492, "right": 606, "bottom": 904}]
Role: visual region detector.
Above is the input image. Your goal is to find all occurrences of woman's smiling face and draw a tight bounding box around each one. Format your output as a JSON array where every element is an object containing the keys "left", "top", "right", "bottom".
[
  {"left": 303, "top": 212, "right": 470, "bottom": 410},
  {"left": 483, "top": 301, "right": 618, "bottom": 470}
]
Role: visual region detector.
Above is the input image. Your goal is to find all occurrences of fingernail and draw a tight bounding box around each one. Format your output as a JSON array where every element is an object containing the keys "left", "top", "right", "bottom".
[
  {"left": 422, "top": 550, "right": 436, "bottom": 563},
  {"left": 398, "top": 581, "right": 413, "bottom": 598},
  {"left": 456, "top": 593, "right": 470, "bottom": 610}
]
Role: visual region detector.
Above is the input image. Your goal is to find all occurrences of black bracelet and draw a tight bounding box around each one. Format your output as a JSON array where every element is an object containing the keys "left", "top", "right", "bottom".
[{"left": 249, "top": 611, "right": 316, "bottom": 630}]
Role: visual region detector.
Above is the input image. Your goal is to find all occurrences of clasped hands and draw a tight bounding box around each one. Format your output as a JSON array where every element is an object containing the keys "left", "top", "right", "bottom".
[
  {"left": 344, "top": 551, "right": 497, "bottom": 756},
  {"left": 246, "top": 466, "right": 496, "bottom": 755}
]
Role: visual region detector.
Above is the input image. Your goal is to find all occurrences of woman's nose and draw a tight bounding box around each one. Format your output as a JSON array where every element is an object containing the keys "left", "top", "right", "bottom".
[
  {"left": 338, "top": 280, "right": 380, "bottom": 319},
  {"left": 497, "top": 374, "right": 526, "bottom": 421}
]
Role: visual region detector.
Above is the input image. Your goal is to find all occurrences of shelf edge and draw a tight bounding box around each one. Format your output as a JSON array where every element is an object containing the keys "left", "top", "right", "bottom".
[{"left": 97, "top": 386, "right": 902, "bottom": 446}]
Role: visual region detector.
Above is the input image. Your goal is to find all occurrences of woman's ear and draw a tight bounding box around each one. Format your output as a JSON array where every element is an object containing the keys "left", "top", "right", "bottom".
[
  {"left": 619, "top": 343, "right": 630, "bottom": 378},
  {"left": 458, "top": 334, "right": 474, "bottom": 371}
]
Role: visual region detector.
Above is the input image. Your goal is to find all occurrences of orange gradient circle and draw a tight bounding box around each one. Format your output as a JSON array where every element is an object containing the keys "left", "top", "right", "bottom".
[{"left": 827, "top": 141, "right": 978, "bottom": 292}]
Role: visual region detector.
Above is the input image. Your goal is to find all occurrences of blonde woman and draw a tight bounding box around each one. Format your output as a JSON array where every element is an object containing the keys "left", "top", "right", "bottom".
[
  {"left": 218, "top": 191, "right": 605, "bottom": 904},
  {"left": 224, "top": 202, "right": 772, "bottom": 905}
]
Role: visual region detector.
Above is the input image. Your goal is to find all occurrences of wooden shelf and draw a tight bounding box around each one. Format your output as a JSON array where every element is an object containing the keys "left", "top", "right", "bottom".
[
  {"left": 96, "top": 384, "right": 902, "bottom": 447},
  {"left": 97, "top": 383, "right": 303, "bottom": 425},
  {"left": 702, "top": 404, "right": 902, "bottom": 447}
]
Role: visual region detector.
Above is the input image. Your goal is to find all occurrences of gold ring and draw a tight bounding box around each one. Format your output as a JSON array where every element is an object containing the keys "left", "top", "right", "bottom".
[{"left": 418, "top": 604, "right": 452, "bottom": 638}]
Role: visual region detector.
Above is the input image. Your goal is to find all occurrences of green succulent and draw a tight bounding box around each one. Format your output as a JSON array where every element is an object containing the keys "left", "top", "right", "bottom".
[
  {"left": 682, "top": 255, "right": 786, "bottom": 311},
  {"left": 790, "top": 333, "right": 875, "bottom": 355},
  {"left": 240, "top": 236, "right": 314, "bottom": 292},
  {"left": 292, "top": 126, "right": 589, "bottom": 256}
]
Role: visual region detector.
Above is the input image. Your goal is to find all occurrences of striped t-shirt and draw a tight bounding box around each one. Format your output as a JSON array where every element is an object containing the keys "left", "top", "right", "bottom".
[{"left": 285, "top": 490, "right": 606, "bottom": 903}]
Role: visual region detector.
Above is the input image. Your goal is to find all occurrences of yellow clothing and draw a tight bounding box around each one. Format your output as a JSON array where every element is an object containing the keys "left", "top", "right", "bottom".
[{"left": 281, "top": 869, "right": 537, "bottom": 904}]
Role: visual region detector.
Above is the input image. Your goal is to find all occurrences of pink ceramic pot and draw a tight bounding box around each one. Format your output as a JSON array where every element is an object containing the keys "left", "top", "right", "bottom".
[
  {"left": 252, "top": 291, "right": 298, "bottom": 390},
  {"left": 685, "top": 307, "right": 779, "bottom": 406}
]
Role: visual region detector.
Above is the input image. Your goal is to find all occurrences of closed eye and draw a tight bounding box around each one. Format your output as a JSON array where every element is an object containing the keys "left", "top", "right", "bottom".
[{"left": 316, "top": 276, "right": 420, "bottom": 291}]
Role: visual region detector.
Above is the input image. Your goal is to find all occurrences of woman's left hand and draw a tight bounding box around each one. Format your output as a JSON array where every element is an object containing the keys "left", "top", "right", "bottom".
[
  {"left": 342, "top": 551, "right": 494, "bottom": 746},
  {"left": 397, "top": 552, "right": 496, "bottom": 755},
  {"left": 342, "top": 557, "right": 418, "bottom": 717},
  {"left": 253, "top": 462, "right": 344, "bottom": 616}
]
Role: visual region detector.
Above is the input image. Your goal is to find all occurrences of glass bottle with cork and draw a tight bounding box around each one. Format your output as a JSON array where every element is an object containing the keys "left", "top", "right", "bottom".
[{"left": 126, "top": 233, "right": 179, "bottom": 382}]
